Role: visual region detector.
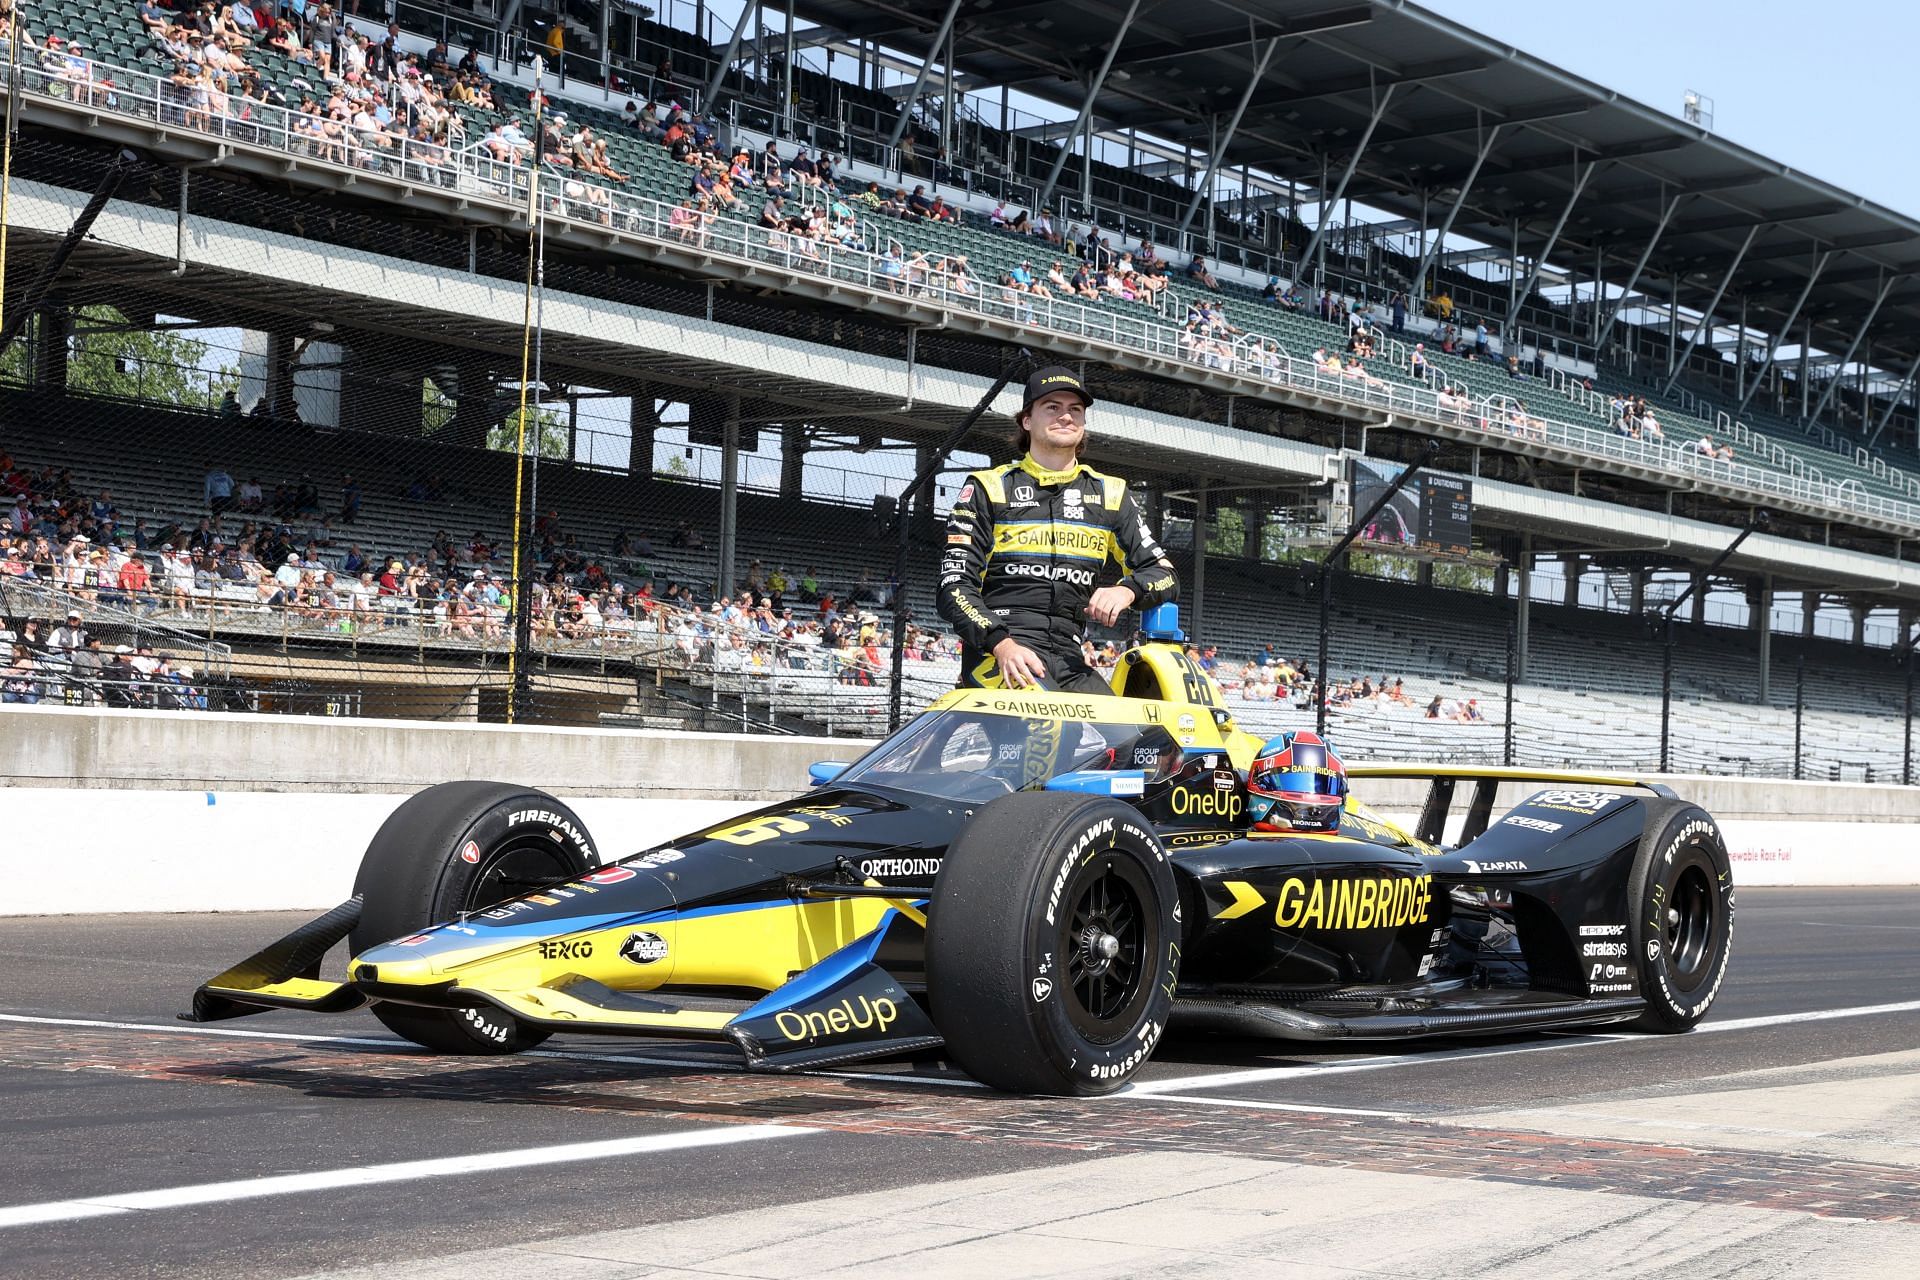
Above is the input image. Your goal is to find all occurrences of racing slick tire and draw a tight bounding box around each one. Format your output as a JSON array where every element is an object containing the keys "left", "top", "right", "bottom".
[
  {"left": 927, "top": 792, "right": 1179, "bottom": 1096},
  {"left": 1626, "top": 799, "right": 1734, "bottom": 1032},
  {"left": 350, "top": 781, "right": 598, "bottom": 1054}
]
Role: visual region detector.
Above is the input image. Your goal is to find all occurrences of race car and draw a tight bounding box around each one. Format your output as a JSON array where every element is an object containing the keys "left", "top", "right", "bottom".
[{"left": 191, "top": 606, "right": 1734, "bottom": 1096}]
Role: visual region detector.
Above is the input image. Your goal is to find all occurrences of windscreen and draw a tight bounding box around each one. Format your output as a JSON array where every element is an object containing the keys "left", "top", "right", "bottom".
[{"left": 839, "top": 710, "right": 1180, "bottom": 804}]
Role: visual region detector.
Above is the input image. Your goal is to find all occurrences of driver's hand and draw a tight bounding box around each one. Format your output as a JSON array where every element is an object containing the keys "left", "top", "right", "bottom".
[
  {"left": 1084, "top": 584, "right": 1137, "bottom": 627},
  {"left": 991, "top": 637, "right": 1050, "bottom": 688}
]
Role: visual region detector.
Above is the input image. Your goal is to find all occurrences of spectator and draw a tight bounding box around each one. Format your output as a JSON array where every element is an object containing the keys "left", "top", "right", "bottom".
[
  {"left": 204, "top": 461, "right": 235, "bottom": 518},
  {"left": 1185, "top": 254, "right": 1220, "bottom": 291},
  {"left": 51, "top": 609, "right": 87, "bottom": 653},
  {"left": 1410, "top": 343, "right": 1428, "bottom": 381}
]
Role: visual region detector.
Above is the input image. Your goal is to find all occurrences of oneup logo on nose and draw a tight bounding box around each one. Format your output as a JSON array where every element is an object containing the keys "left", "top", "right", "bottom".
[{"left": 774, "top": 995, "right": 898, "bottom": 1041}]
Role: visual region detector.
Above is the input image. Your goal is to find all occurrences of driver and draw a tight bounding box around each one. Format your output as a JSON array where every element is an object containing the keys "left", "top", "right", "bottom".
[
  {"left": 938, "top": 365, "right": 1178, "bottom": 694},
  {"left": 1246, "top": 730, "right": 1348, "bottom": 833}
]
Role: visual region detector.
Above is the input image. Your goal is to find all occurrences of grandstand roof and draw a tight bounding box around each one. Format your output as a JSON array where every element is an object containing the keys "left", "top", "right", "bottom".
[{"left": 797, "top": 0, "right": 1920, "bottom": 365}]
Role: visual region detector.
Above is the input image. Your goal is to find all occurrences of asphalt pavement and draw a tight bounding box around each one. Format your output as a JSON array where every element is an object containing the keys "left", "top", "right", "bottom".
[{"left": 1, "top": 888, "right": 1917, "bottom": 1278}]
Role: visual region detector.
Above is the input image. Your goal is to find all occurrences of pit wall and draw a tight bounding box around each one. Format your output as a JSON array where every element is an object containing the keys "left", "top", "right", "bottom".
[{"left": 1, "top": 706, "right": 1914, "bottom": 915}]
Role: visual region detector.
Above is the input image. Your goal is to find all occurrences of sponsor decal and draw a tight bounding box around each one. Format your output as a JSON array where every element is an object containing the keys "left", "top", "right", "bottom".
[
  {"left": 1463, "top": 859, "right": 1529, "bottom": 874},
  {"left": 619, "top": 931, "right": 669, "bottom": 965},
  {"left": 538, "top": 939, "right": 593, "bottom": 961},
  {"left": 635, "top": 849, "right": 686, "bottom": 868},
  {"left": 775, "top": 994, "right": 898, "bottom": 1042},
  {"left": 1142, "top": 704, "right": 1162, "bottom": 723},
  {"left": 977, "top": 696, "right": 1098, "bottom": 720},
  {"left": 459, "top": 840, "right": 481, "bottom": 865},
  {"left": 1582, "top": 941, "right": 1628, "bottom": 958},
  {"left": 1001, "top": 561, "right": 1096, "bottom": 585},
  {"left": 1170, "top": 785, "right": 1242, "bottom": 821},
  {"left": 1031, "top": 977, "right": 1053, "bottom": 1003},
  {"left": 481, "top": 908, "right": 515, "bottom": 921},
  {"left": 507, "top": 810, "right": 596, "bottom": 860},
  {"left": 1061, "top": 489, "right": 1085, "bottom": 518},
  {"left": 1647, "top": 939, "right": 1662, "bottom": 961},
  {"left": 1109, "top": 775, "right": 1145, "bottom": 796},
  {"left": 581, "top": 866, "right": 636, "bottom": 885},
  {"left": 993, "top": 523, "right": 1106, "bottom": 557},
  {"left": 1012, "top": 484, "right": 1036, "bottom": 504},
  {"left": 710, "top": 813, "right": 813, "bottom": 846},
  {"left": 1273, "top": 874, "right": 1432, "bottom": 930},
  {"left": 1164, "top": 830, "right": 1234, "bottom": 849},
  {"left": 1177, "top": 714, "right": 1197, "bottom": 731},
  {"left": 1171, "top": 900, "right": 1183, "bottom": 923},
  {"left": 1416, "top": 953, "right": 1435, "bottom": 978},
  {"left": 1089, "top": 1019, "right": 1162, "bottom": 1081},
  {"left": 459, "top": 1008, "right": 511, "bottom": 1044},
  {"left": 1526, "top": 789, "right": 1618, "bottom": 815},
  {"left": 395, "top": 934, "right": 431, "bottom": 947},
  {"left": 1131, "top": 746, "right": 1161, "bottom": 768},
  {"left": 858, "top": 856, "right": 943, "bottom": 879},
  {"left": 998, "top": 742, "right": 1024, "bottom": 761},
  {"left": 957, "top": 482, "right": 973, "bottom": 502},
  {"left": 1501, "top": 815, "right": 1563, "bottom": 833},
  {"left": 947, "top": 534, "right": 971, "bottom": 546},
  {"left": 1213, "top": 769, "right": 1235, "bottom": 793},
  {"left": 528, "top": 895, "right": 559, "bottom": 906},
  {"left": 1730, "top": 846, "right": 1791, "bottom": 863},
  {"left": 1579, "top": 923, "right": 1626, "bottom": 937},
  {"left": 1046, "top": 817, "right": 1116, "bottom": 926},
  {"left": 1590, "top": 982, "right": 1634, "bottom": 994},
  {"left": 1589, "top": 962, "right": 1629, "bottom": 981}
]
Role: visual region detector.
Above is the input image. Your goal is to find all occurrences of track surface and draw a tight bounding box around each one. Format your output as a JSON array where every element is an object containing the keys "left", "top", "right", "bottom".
[{"left": 4, "top": 888, "right": 1920, "bottom": 1277}]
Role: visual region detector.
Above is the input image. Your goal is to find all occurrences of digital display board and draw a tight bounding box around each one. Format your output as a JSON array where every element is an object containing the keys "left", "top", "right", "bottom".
[{"left": 1344, "top": 456, "right": 1473, "bottom": 556}]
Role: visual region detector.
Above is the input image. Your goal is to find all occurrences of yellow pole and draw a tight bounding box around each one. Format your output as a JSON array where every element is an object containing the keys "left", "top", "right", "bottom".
[
  {"left": 505, "top": 62, "right": 545, "bottom": 724},
  {"left": 0, "top": 8, "right": 22, "bottom": 342}
]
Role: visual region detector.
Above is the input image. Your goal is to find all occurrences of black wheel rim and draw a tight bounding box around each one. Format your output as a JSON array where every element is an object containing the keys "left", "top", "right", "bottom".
[
  {"left": 1665, "top": 862, "right": 1716, "bottom": 989},
  {"left": 458, "top": 838, "right": 580, "bottom": 915},
  {"left": 1062, "top": 854, "right": 1156, "bottom": 1043}
]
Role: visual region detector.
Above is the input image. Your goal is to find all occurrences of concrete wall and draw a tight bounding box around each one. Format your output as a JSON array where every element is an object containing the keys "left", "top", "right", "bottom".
[
  {"left": 1, "top": 707, "right": 1915, "bottom": 914},
  {"left": 0, "top": 705, "right": 842, "bottom": 798}
]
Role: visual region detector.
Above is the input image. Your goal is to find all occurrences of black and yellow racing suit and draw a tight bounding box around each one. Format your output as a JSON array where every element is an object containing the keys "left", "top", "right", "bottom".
[{"left": 937, "top": 455, "right": 1178, "bottom": 694}]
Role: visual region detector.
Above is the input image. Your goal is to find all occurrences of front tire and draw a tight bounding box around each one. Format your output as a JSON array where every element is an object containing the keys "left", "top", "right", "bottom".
[
  {"left": 351, "top": 781, "right": 598, "bottom": 1053},
  {"left": 927, "top": 793, "right": 1179, "bottom": 1095},
  {"left": 1627, "top": 800, "right": 1734, "bottom": 1031}
]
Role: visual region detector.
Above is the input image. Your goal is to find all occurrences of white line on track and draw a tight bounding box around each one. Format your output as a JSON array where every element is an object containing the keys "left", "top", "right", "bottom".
[
  {"left": 9, "top": 998, "right": 1920, "bottom": 1109},
  {"left": 1129, "top": 998, "right": 1920, "bottom": 1095},
  {"left": 0, "top": 1125, "right": 813, "bottom": 1230}
]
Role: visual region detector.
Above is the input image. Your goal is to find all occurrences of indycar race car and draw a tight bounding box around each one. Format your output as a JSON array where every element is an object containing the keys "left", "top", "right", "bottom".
[{"left": 191, "top": 607, "right": 1734, "bottom": 1095}]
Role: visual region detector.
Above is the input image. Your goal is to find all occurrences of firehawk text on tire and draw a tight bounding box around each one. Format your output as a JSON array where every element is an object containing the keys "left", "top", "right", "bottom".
[
  {"left": 927, "top": 792, "right": 1180, "bottom": 1096},
  {"left": 350, "top": 781, "right": 597, "bottom": 1053},
  {"left": 1628, "top": 800, "right": 1734, "bottom": 1032}
]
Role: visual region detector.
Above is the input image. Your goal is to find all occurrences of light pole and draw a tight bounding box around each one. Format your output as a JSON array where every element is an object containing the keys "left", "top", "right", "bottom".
[
  {"left": 1315, "top": 440, "right": 1441, "bottom": 739},
  {"left": 1657, "top": 509, "right": 1769, "bottom": 773}
]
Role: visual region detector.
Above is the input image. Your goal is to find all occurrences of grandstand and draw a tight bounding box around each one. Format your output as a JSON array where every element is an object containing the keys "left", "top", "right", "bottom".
[{"left": 1, "top": 0, "right": 1918, "bottom": 781}]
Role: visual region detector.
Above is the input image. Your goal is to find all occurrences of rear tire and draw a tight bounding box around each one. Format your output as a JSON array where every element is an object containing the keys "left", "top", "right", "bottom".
[
  {"left": 351, "top": 781, "right": 598, "bottom": 1053},
  {"left": 927, "top": 793, "right": 1179, "bottom": 1095},
  {"left": 1627, "top": 800, "right": 1734, "bottom": 1032}
]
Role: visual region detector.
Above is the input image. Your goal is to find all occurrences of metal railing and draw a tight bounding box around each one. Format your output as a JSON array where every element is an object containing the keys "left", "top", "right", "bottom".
[{"left": 9, "top": 53, "right": 1920, "bottom": 534}]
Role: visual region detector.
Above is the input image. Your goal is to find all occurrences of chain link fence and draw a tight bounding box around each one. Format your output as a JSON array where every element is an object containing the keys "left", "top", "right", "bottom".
[{"left": 0, "top": 124, "right": 1912, "bottom": 777}]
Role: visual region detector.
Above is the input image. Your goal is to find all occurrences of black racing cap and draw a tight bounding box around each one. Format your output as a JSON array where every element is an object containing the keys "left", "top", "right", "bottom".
[{"left": 1021, "top": 366, "right": 1094, "bottom": 414}]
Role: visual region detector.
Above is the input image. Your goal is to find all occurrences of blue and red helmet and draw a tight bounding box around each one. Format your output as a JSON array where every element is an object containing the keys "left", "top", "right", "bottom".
[{"left": 1246, "top": 730, "right": 1348, "bottom": 833}]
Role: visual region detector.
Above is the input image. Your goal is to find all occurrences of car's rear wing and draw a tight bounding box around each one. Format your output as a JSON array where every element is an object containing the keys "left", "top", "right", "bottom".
[{"left": 1345, "top": 765, "right": 1679, "bottom": 848}]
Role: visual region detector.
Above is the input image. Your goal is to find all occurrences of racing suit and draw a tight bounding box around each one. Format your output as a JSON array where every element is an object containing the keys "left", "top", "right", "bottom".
[{"left": 937, "top": 455, "right": 1178, "bottom": 694}]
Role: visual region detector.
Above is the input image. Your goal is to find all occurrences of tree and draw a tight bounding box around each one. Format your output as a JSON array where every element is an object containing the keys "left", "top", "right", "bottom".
[
  {"left": 488, "top": 403, "right": 569, "bottom": 460},
  {"left": 1, "top": 305, "right": 238, "bottom": 408}
]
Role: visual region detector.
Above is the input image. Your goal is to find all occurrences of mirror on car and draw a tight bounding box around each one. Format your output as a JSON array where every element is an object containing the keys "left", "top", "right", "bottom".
[{"left": 808, "top": 761, "right": 850, "bottom": 785}]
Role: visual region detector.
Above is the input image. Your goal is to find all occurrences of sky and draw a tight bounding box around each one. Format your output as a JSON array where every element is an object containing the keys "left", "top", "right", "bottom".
[{"left": 1417, "top": 0, "right": 1920, "bottom": 221}]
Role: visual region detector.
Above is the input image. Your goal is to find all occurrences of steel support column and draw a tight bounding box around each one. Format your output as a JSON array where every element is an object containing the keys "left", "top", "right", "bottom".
[
  {"left": 885, "top": 0, "right": 964, "bottom": 151},
  {"left": 1593, "top": 190, "right": 1683, "bottom": 353},
  {"left": 1661, "top": 223, "right": 1758, "bottom": 397},
  {"left": 1297, "top": 83, "right": 1398, "bottom": 279},
  {"left": 1409, "top": 123, "right": 1500, "bottom": 303},
  {"left": 1035, "top": 0, "right": 1143, "bottom": 211},
  {"left": 1809, "top": 272, "right": 1897, "bottom": 428},
  {"left": 702, "top": 2, "right": 761, "bottom": 114},
  {"left": 1175, "top": 37, "right": 1283, "bottom": 241},
  {"left": 1736, "top": 250, "right": 1831, "bottom": 420},
  {"left": 1866, "top": 359, "right": 1920, "bottom": 448},
  {"left": 1504, "top": 160, "right": 1593, "bottom": 334}
]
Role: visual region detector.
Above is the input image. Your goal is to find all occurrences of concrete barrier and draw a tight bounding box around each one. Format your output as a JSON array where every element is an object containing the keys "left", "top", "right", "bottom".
[{"left": 1, "top": 706, "right": 1914, "bottom": 913}]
